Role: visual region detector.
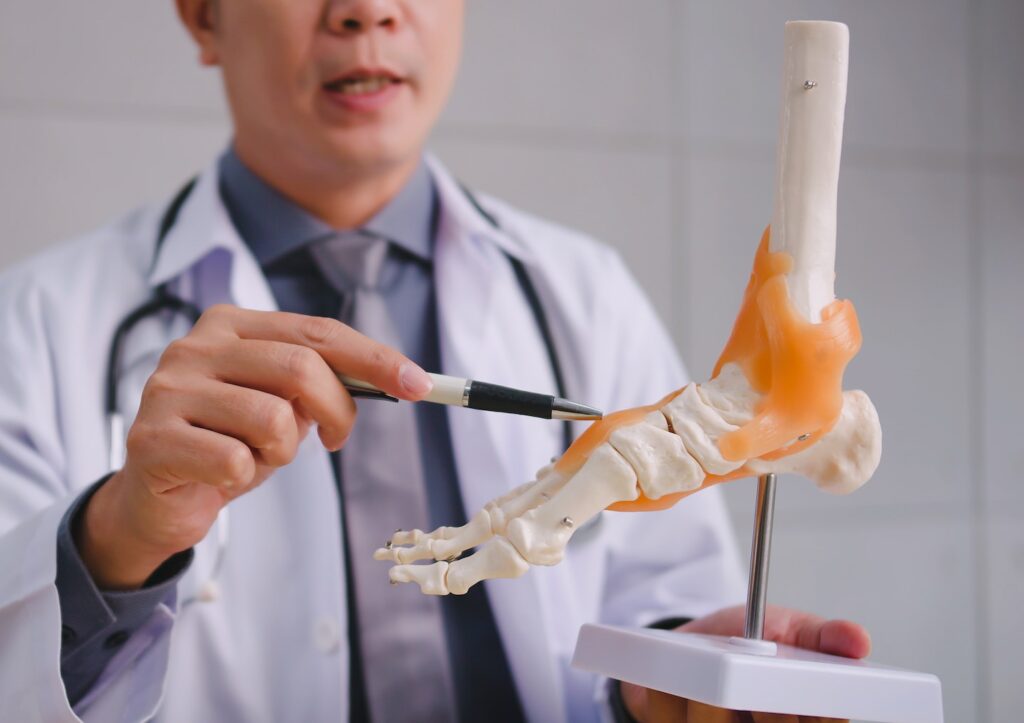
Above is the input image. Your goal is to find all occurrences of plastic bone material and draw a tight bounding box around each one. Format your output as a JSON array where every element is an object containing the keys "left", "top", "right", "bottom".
[{"left": 378, "top": 20, "right": 882, "bottom": 595}]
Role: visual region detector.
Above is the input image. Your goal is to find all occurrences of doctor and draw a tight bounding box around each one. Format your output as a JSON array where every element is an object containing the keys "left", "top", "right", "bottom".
[{"left": 0, "top": 1, "right": 870, "bottom": 721}]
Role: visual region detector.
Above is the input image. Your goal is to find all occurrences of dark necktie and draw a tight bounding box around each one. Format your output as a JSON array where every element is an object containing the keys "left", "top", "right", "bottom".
[{"left": 310, "top": 234, "right": 457, "bottom": 722}]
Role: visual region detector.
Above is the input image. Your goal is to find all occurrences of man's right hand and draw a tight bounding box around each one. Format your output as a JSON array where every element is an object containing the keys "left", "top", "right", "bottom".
[{"left": 77, "top": 305, "right": 434, "bottom": 590}]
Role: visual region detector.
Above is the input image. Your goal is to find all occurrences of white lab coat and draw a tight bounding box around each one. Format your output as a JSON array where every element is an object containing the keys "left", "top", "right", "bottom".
[{"left": 0, "top": 156, "right": 745, "bottom": 723}]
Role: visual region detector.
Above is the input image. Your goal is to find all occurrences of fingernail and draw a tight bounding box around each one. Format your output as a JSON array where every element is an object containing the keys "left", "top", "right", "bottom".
[{"left": 399, "top": 363, "right": 433, "bottom": 397}]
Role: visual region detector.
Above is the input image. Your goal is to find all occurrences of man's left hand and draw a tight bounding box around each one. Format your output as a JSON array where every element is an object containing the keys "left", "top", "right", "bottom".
[{"left": 621, "top": 604, "right": 872, "bottom": 722}]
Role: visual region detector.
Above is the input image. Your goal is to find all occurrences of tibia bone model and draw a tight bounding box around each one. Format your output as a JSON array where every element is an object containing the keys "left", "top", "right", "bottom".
[{"left": 378, "top": 21, "right": 882, "bottom": 596}]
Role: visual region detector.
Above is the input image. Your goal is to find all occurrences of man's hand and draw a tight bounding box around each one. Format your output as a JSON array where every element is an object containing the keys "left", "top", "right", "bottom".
[
  {"left": 621, "top": 605, "right": 871, "bottom": 723},
  {"left": 77, "top": 305, "right": 434, "bottom": 589}
]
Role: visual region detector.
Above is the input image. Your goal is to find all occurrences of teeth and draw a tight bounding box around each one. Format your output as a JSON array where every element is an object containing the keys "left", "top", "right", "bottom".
[{"left": 333, "top": 76, "right": 394, "bottom": 95}]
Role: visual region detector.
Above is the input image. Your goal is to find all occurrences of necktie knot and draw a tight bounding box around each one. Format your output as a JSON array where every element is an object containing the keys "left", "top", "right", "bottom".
[{"left": 310, "top": 232, "right": 389, "bottom": 294}]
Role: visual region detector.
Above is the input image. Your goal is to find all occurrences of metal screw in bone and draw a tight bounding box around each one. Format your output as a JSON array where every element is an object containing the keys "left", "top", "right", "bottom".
[
  {"left": 803, "top": 80, "right": 817, "bottom": 90},
  {"left": 561, "top": 516, "right": 575, "bottom": 528}
]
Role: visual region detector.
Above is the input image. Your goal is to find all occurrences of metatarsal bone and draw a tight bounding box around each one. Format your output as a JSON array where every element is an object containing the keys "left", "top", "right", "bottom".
[
  {"left": 487, "top": 468, "right": 569, "bottom": 535},
  {"left": 376, "top": 463, "right": 568, "bottom": 564},
  {"left": 662, "top": 385, "right": 745, "bottom": 476},
  {"left": 507, "top": 444, "right": 638, "bottom": 566},
  {"left": 445, "top": 538, "right": 530, "bottom": 595},
  {"left": 609, "top": 417, "right": 704, "bottom": 500}
]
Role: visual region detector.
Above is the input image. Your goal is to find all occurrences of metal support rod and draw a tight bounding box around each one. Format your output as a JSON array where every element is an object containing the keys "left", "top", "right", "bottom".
[{"left": 744, "top": 473, "right": 778, "bottom": 640}]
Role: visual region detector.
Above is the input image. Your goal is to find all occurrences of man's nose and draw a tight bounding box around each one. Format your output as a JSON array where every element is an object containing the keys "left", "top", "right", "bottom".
[{"left": 325, "top": 0, "right": 400, "bottom": 35}]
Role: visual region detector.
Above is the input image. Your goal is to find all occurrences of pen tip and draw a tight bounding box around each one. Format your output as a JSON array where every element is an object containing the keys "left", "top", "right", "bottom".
[{"left": 551, "top": 398, "right": 604, "bottom": 421}]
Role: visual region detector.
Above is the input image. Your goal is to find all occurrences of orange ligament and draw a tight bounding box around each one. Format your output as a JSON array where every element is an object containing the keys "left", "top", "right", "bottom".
[{"left": 557, "top": 226, "right": 862, "bottom": 513}]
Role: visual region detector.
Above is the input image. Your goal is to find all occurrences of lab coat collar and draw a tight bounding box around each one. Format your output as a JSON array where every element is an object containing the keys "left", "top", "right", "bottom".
[
  {"left": 424, "top": 153, "right": 538, "bottom": 267},
  {"left": 146, "top": 164, "right": 277, "bottom": 314},
  {"left": 147, "top": 155, "right": 534, "bottom": 293}
]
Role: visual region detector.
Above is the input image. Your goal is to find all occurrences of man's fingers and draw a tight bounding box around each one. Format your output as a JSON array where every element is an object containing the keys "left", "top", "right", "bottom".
[
  {"left": 677, "top": 605, "right": 871, "bottom": 661},
  {"left": 647, "top": 690, "right": 688, "bottom": 723},
  {"left": 129, "top": 420, "right": 255, "bottom": 493},
  {"left": 813, "top": 619, "right": 871, "bottom": 659},
  {"left": 173, "top": 379, "right": 303, "bottom": 468},
  {"left": 783, "top": 612, "right": 871, "bottom": 660},
  {"left": 687, "top": 699, "right": 739, "bottom": 722},
  {"left": 210, "top": 339, "right": 356, "bottom": 449},
  {"left": 217, "top": 307, "right": 433, "bottom": 401},
  {"left": 750, "top": 712, "right": 799, "bottom": 723}
]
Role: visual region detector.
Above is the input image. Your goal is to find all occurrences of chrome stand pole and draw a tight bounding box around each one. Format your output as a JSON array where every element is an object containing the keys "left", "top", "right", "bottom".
[{"left": 744, "top": 473, "right": 778, "bottom": 640}]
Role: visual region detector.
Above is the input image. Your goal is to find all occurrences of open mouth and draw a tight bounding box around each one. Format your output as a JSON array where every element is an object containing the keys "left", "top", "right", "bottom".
[{"left": 323, "top": 73, "right": 403, "bottom": 96}]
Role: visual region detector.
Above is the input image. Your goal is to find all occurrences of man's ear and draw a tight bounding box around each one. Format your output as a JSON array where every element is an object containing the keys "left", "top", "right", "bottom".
[{"left": 175, "top": 0, "right": 220, "bottom": 66}]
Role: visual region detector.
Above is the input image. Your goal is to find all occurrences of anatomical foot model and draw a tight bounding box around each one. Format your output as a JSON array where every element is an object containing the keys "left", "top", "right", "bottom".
[{"left": 377, "top": 21, "right": 882, "bottom": 596}]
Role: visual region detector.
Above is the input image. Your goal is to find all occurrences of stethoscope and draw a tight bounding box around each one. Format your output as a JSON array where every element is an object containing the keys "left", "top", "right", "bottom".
[{"left": 106, "top": 177, "right": 572, "bottom": 606}]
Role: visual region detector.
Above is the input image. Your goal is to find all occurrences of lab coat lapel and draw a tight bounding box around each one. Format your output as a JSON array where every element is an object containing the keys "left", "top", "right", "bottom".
[
  {"left": 137, "top": 166, "right": 350, "bottom": 718},
  {"left": 432, "top": 163, "right": 567, "bottom": 722},
  {"left": 119, "top": 168, "right": 279, "bottom": 405}
]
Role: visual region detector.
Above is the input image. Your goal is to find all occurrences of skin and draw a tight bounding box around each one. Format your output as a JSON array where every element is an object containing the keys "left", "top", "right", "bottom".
[{"left": 78, "top": 1, "right": 872, "bottom": 717}]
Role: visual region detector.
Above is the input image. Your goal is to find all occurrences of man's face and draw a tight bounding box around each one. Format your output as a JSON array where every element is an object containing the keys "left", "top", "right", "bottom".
[{"left": 204, "top": 0, "right": 464, "bottom": 180}]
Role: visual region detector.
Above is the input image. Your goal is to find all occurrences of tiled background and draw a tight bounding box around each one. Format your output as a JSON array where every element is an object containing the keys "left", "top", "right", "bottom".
[{"left": 2, "top": 2, "right": 1021, "bottom": 720}]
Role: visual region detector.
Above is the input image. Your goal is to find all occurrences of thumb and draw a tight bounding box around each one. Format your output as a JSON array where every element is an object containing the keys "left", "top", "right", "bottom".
[{"left": 788, "top": 613, "right": 872, "bottom": 660}]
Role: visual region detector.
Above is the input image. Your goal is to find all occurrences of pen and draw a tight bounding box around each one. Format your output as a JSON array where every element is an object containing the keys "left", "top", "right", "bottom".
[{"left": 339, "top": 373, "right": 603, "bottom": 421}]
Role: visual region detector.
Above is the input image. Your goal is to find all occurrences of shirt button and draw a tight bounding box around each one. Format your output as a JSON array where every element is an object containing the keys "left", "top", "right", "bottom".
[
  {"left": 104, "top": 630, "right": 130, "bottom": 649},
  {"left": 312, "top": 617, "right": 340, "bottom": 654}
]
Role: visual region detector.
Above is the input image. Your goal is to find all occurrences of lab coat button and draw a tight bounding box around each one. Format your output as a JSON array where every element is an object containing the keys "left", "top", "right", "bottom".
[{"left": 313, "top": 617, "right": 340, "bottom": 653}]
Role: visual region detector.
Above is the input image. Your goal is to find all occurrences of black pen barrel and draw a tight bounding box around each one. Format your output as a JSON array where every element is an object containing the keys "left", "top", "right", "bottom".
[{"left": 466, "top": 381, "right": 554, "bottom": 419}]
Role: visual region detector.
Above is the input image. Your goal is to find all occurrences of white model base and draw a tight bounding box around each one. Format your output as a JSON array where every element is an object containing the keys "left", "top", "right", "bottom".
[{"left": 573, "top": 624, "right": 943, "bottom": 722}]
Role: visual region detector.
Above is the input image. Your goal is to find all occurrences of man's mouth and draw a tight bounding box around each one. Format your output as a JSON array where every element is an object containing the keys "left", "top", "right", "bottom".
[{"left": 324, "top": 72, "right": 403, "bottom": 96}]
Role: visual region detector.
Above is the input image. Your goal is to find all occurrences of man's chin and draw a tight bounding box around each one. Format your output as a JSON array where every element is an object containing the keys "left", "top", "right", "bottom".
[{"left": 313, "top": 134, "right": 421, "bottom": 178}]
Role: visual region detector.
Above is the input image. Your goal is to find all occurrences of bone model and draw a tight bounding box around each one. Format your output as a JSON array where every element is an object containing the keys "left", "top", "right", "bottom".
[{"left": 377, "top": 21, "right": 882, "bottom": 596}]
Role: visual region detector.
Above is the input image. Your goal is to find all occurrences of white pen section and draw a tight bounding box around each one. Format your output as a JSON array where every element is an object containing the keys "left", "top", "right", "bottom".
[
  {"left": 427, "top": 372, "right": 469, "bottom": 406},
  {"left": 770, "top": 20, "right": 849, "bottom": 322}
]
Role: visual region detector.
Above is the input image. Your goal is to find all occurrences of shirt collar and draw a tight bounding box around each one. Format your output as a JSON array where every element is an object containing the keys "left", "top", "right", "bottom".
[
  {"left": 148, "top": 153, "right": 535, "bottom": 292},
  {"left": 217, "top": 147, "right": 437, "bottom": 267}
]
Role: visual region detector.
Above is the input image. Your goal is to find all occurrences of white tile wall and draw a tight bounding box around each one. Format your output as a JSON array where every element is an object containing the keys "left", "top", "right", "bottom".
[
  {"left": 444, "top": 0, "right": 676, "bottom": 137},
  {"left": 678, "top": 0, "right": 971, "bottom": 155},
  {"left": 985, "top": 507, "right": 1024, "bottom": 721},
  {"left": 0, "top": 0, "right": 224, "bottom": 115},
  {"left": 1, "top": 1, "right": 1021, "bottom": 719},
  {"left": 0, "top": 113, "right": 228, "bottom": 268},
  {"left": 980, "top": 170, "right": 1024, "bottom": 507},
  {"left": 766, "top": 513, "right": 978, "bottom": 723},
  {"left": 977, "top": 0, "right": 1024, "bottom": 159}
]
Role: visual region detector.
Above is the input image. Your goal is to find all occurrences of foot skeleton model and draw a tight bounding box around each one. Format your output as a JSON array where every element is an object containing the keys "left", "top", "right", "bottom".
[{"left": 377, "top": 21, "right": 882, "bottom": 596}]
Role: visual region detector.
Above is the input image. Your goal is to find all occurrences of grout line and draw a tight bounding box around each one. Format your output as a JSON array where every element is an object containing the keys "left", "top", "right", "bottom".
[
  {"left": 0, "top": 97, "right": 228, "bottom": 127},
  {"left": 2, "top": 99, "right": 1018, "bottom": 175},
  {"left": 432, "top": 121, "right": 990, "bottom": 172},
  {"left": 770, "top": 499, "right": 978, "bottom": 529},
  {"left": 669, "top": 0, "right": 693, "bottom": 371},
  {"left": 966, "top": 2, "right": 991, "bottom": 720}
]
